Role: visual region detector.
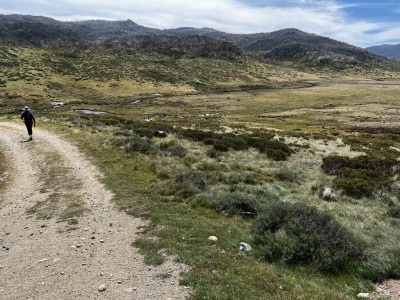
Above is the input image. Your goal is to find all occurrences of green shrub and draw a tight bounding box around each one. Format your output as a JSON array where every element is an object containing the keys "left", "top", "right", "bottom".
[
  {"left": 321, "top": 155, "right": 398, "bottom": 199},
  {"left": 168, "top": 145, "right": 187, "bottom": 157},
  {"left": 274, "top": 168, "right": 299, "bottom": 182},
  {"left": 113, "top": 130, "right": 132, "bottom": 137},
  {"left": 253, "top": 201, "right": 363, "bottom": 273},
  {"left": 229, "top": 136, "right": 248, "bottom": 151},
  {"left": 213, "top": 140, "right": 230, "bottom": 152},
  {"left": 321, "top": 156, "right": 350, "bottom": 175},
  {"left": 218, "top": 171, "right": 260, "bottom": 185},
  {"left": 335, "top": 168, "right": 392, "bottom": 199},
  {"left": 206, "top": 148, "right": 225, "bottom": 160},
  {"left": 198, "top": 160, "right": 226, "bottom": 171},
  {"left": 180, "top": 129, "right": 214, "bottom": 142},
  {"left": 194, "top": 187, "right": 274, "bottom": 217},
  {"left": 181, "top": 129, "right": 293, "bottom": 161},
  {"left": 212, "top": 192, "right": 258, "bottom": 217},
  {"left": 358, "top": 246, "right": 400, "bottom": 281},
  {"left": 388, "top": 205, "right": 400, "bottom": 218},
  {"left": 262, "top": 140, "right": 293, "bottom": 161},
  {"left": 135, "top": 128, "right": 157, "bottom": 138},
  {"left": 322, "top": 155, "right": 399, "bottom": 176},
  {"left": 122, "top": 135, "right": 155, "bottom": 154},
  {"left": 176, "top": 172, "right": 206, "bottom": 190},
  {"left": 160, "top": 143, "right": 187, "bottom": 158}
]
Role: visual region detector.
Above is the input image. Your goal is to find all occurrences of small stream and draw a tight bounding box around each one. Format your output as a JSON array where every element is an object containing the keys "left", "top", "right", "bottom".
[{"left": 74, "top": 109, "right": 107, "bottom": 115}]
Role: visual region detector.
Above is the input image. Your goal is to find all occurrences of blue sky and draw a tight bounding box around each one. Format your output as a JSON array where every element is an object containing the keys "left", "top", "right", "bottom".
[{"left": 1, "top": 0, "right": 399, "bottom": 47}]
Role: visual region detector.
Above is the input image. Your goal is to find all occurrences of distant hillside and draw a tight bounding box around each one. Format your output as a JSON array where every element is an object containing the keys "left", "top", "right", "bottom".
[
  {"left": 0, "top": 15, "right": 241, "bottom": 60},
  {"left": 166, "top": 27, "right": 384, "bottom": 65},
  {"left": 0, "top": 14, "right": 85, "bottom": 46},
  {"left": 103, "top": 35, "right": 241, "bottom": 59},
  {"left": 367, "top": 44, "right": 400, "bottom": 58},
  {"left": 0, "top": 14, "right": 386, "bottom": 66},
  {"left": 65, "top": 19, "right": 164, "bottom": 41}
]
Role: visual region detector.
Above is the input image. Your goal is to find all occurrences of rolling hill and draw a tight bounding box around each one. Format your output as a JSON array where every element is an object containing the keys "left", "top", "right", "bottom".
[{"left": 0, "top": 14, "right": 386, "bottom": 66}]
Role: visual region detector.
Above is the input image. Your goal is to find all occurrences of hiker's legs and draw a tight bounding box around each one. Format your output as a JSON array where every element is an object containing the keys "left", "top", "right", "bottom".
[{"left": 25, "top": 123, "right": 33, "bottom": 139}]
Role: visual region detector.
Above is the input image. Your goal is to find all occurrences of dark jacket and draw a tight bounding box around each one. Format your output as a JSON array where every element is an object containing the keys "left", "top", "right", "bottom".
[{"left": 21, "top": 111, "right": 36, "bottom": 125}]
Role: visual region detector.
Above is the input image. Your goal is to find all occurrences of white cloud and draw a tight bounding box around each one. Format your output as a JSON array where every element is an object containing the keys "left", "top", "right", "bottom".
[{"left": 0, "top": 0, "right": 400, "bottom": 46}]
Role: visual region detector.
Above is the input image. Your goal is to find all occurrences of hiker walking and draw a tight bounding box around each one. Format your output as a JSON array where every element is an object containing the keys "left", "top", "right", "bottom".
[{"left": 20, "top": 106, "right": 36, "bottom": 140}]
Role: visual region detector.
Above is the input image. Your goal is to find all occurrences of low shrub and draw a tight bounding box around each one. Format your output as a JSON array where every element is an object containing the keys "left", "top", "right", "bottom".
[
  {"left": 253, "top": 201, "right": 363, "bottom": 273},
  {"left": 206, "top": 148, "right": 225, "bottom": 160},
  {"left": 388, "top": 205, "right": 400, "bottom": 218},
  {"left": 176, "top": 172, "right": 206, "bottom": 190},
  {"left": 261, "top": 140, "right": 293, "bottom": 161},
  {"left": 123, "top": 135, "right": 155, "bottom": 154},
  {"left": 335, "top": 168, "right": 392, "bottom": 199},
  {"left": 197, "top": 160, "right": 226, "bottom": 171},
  {"left": 110, "top": 134, "right": 156, "bottom": 154},
  {"left": 213, "top": 140, "right": 230, "bottom": 152},
  {"left": 168, "top": 145, "right": 187, "bottom": 158},
  {"left": 219, "top": 171, "right": 260, "bottom": 185},
  {"left": 321, "top": 155, "right": 398, "bottom": 199},
  {"left": 212, "top": 192, "right": 258, "bottom": 217},
  {"left": 322, "top": 155, "right": 399, "bottom": 176},
  {"left": 113, "top": 130, "right": 132, "bottom": 137},
  {"left": 181, "top": 129, "right": 293, "bottom": 160},
  {"left": 358, "top": 246, "right": 400, "bottom": 281},
  {"left": 135, "top": 128, "right": 158, "bottom": 138},
  {"left": 160, "top": 142, "right": 187, "bottom": 158},
  {"left": 274, "top": 168, "right": 299, "bottom": 183},
  {"left": 321, "top": 155, "right": 349, "bottom": 175},
  {"left": 229, "top": 136, "right": 248, "bottom": 151},
  {"left": 155, "top": 169, "right": 206, "bottom": 199}
]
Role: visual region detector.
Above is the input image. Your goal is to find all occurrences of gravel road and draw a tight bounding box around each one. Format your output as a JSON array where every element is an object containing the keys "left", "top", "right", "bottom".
[{"left": 0, "top": 122, "right": 190, "bottom": 300}]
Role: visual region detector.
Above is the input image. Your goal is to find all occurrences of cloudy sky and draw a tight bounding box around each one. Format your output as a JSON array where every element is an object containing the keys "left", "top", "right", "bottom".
[{"left": 1, "top": 0, "right": 399, "bottom": 47}]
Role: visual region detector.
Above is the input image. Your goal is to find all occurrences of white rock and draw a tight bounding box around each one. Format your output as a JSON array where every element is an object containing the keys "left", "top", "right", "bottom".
[
  {"left": 239, "top": 242, "right": 252, "bottom": 252},
  {"left": 208, "top": 236, "right": 218, "bottom": 242},
  {"left": 356, "top": 293, "right": 369, "bottom": 299},
  {"left": 98, "top": 284, "right": 106, "bottom": 292},
  {"left": 322, "top": 188, "right": 335, "bottom": 201}
]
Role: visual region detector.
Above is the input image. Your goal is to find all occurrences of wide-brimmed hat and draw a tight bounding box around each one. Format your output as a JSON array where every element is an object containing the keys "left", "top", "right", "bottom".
[{"left": 23, "top": 106, "right": 30, "bottom": 111}]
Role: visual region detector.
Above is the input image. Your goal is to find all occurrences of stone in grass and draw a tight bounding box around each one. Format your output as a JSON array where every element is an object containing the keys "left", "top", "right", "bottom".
[
  {"left": 98, "top": 284, "right": 106, "bottom": 292},
  {"left": 322, "top": 188, "right": 336, "bottom": 201},
  {"left": 208, "top": 236, "right": 218, "bottom": 242},
  {"left": 356, "top": 293, "right": 369, "bottom": 299},
  {"left": 239, "top": 242, "right": 252, "bottom": 253}
]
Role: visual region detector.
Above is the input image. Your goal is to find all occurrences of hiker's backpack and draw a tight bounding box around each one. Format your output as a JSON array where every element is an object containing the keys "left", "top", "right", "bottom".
[{"left": 24, "top": 111, "right": 33, "bottom": 122}]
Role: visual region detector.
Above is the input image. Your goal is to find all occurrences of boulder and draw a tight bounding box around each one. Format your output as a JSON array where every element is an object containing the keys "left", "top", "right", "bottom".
[{"left": 322, "top": 188, "right": 336, "bottom": 201}]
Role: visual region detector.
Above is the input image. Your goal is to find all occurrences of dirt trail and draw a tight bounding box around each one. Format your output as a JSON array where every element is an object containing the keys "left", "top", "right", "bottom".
[{"left": 0, "top": 122, "right": 190, "bottom": 300}]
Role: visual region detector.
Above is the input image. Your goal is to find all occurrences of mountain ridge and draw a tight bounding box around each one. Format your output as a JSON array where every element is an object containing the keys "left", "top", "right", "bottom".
[
  {"left": 367, "top": 43, "right": 400, "bottom": 58},
  {"left": 0, "top": 14, "right": 386, "bottom": 65}
]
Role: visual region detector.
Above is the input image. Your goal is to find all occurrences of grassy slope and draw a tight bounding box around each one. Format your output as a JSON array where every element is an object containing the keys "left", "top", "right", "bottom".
[
  {"left": 1, "top": 44, "right": 400, "bottom": 299},
  {"left": 39, "top": 120, "right": 371, "bottom": 300}
]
